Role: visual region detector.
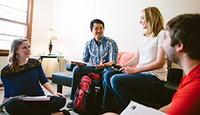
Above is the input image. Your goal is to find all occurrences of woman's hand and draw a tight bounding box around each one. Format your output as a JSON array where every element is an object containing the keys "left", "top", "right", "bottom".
[
  {"left": 53, "top": 92, "right": 65, "bottom": 97},
  {"left": 43, "top": 82, "right": 65, "bottom": 97},
  {"left": 121, "top": 66, "right": 138, "bottom": 74}
]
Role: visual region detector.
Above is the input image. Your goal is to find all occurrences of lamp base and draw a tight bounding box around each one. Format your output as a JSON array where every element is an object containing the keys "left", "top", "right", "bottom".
[
  {"left": 48, "top": 53, "right": 55, "bottom": 56},
  {"left": 49, "top": 41, "right": 53, "bottom": 55}
]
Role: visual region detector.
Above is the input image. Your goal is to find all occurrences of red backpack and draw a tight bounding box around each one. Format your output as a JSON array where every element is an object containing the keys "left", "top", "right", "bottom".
[{"left": 73, "top": 73, "right": 102, "bottom": 115}]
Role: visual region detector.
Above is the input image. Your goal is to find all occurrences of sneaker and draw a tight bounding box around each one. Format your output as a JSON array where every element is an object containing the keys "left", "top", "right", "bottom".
[
  {"left": 62, "top": 110, "right": 70, "bottom": 115},
  {"left": 67, "top": 101, "right": 73, "bottom": 108}
]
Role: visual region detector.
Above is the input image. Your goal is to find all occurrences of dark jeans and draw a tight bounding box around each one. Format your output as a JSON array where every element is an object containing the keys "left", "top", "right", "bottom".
[
  {"left": 5, "top": 96, "right": 66, "bottom": 115},
  {"left": 70, "top": 65, "right": 111, "bottom": 100},
  {"left": 110, "top": 72, "right": 164, "bottom": 111}
]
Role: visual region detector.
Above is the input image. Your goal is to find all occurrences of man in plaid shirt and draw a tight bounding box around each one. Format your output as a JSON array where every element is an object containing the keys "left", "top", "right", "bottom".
[{"left": 67, "top": 19, "right": 118, "bottom": 110}]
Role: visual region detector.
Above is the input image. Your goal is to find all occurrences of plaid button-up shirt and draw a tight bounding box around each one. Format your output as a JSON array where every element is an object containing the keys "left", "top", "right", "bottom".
[{"left": 83, "top": 36, "right": 118, "bottom": 66}]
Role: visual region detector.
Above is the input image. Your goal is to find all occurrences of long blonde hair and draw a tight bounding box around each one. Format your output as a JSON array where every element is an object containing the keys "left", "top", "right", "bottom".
[
  {"left": 8, "top": 38, "right": 28, "bottom": 67},
  {"left": 143, "top": 7, "right": 164, "bottom": 37}
]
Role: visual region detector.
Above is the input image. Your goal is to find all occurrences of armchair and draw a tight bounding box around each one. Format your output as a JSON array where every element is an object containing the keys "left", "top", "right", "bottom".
[{"left": 52, "top": 63, "right": 75, "bottom": 93}]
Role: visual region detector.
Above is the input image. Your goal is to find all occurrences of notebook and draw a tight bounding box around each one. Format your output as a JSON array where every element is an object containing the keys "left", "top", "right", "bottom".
[
  {"left": 0, "top": 95, "right": 50, "bottom": 110},
  {"left": 21, "top": 95, "right": 50, "bottom": 101},
  {"left": 121, "top": 101, "right": 166, "bottom": 115}
]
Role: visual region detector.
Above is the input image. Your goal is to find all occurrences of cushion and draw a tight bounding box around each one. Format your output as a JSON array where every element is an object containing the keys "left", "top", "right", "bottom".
[
  {"left": 117, "top": 51, "right": 135, "bottom": 66},
  {"left": 52, "top": 72, "right": 73, "bottom": 86}
]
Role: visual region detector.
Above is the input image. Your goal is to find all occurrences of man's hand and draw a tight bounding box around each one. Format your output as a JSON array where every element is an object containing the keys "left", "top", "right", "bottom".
[
  {"left": 96, "top": 63, "right": 106, "bottom": 69},
  {"left": 96, "top": 61, "right": 114, "bottom": 69}
]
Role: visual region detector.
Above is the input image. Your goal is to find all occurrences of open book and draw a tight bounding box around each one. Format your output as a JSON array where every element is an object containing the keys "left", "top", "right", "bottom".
[
  {"left": 21, "top": 95, "right": 50, "bottom": 101},
  {"left": 0, "top": 95, "right": 50, "bottom": 110},
  {"left": 121, "top": 101, "right": 166, "bottom": 115},
  {"left": 71, "top": 61, "right": 87, "bottom": 66}
]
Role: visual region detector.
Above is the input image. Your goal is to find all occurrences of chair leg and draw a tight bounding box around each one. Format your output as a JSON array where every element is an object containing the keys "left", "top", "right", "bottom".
[{"left": 57, "top": 84, "right": 63, "bottom": 93}]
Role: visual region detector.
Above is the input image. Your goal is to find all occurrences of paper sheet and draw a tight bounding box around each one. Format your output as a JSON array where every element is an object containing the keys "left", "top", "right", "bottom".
[{"left": 121, "top": 101, "right": 166, "bottom": 115}]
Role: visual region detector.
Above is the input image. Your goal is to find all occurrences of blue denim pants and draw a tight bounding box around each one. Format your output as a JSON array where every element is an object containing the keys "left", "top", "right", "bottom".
[
  {"left": 102, "top": 68, "right": 122, "bottom": 110},
  {"left": 110, "top": 72, "right": 164, "bottom": 110}
]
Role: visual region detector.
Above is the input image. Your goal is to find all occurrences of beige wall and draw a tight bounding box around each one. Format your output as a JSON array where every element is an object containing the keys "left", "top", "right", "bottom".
[
  {"left": 0, "top": 57, "right": 7, "bottom": 73},
  {"left": 0, "top": 57, "right": 7, "bottom": 83},
  {"left": 31, "top": 0, "right": 200, "bottom": 60},
  {"left": 1, "top": 0, "right": 199, "bottom": 75},
  {"left": 53, "top": 0, "right": 200, "bottom": 60},
  {"left": 31, "top": 0, "right": 55, "bottom": 56}
]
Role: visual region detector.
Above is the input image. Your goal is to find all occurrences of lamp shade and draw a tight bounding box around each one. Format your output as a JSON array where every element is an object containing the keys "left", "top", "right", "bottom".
[{"left": 47, "top": 28, "right": 57, "bottom": 40}]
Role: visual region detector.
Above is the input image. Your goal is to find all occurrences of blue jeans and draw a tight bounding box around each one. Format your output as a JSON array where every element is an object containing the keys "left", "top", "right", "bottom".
[
  {"left": 110, "top": 72, "right": 164, "bottom": 110},
  {"left": 102, "top": 68, "right": 122, "bottom": 110}
]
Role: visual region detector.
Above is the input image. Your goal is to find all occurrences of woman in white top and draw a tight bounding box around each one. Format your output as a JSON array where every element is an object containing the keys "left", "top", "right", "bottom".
[{"left": 105, "top": 7, "right": 167, "bottom": 114}]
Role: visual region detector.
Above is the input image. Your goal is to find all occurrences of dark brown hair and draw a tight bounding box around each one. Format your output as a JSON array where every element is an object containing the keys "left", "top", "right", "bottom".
[
  {"left": 166, "top": 14, "right": 200, "bottom": 60},
  {"left": 90, "top": 19, "right": 104, "bottom": 31}
]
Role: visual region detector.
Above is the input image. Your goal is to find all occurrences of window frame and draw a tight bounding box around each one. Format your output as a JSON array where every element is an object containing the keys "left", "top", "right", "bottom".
[{"left": 0, "top": 0, "right": 33, "bottom": 56}]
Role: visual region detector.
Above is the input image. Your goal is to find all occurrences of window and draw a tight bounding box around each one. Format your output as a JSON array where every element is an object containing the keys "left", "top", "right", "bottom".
[{"left": 0, "top": 0, "right": 33, "bottom": 56}]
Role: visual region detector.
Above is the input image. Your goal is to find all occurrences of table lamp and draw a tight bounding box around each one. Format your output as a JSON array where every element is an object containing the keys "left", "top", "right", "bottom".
[{"left": 47, "top": 29, "right": 57, "bottom": 55}]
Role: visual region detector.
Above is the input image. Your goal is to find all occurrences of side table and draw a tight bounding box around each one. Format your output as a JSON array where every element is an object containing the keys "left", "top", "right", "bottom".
[{"left": 39, "top": 55, "right": 64, "bottom": 78}]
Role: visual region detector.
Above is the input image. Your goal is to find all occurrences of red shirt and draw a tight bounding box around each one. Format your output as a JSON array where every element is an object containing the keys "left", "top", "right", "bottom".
[{"left": 168, "top": 64, "right": 200, "bottom": 115}]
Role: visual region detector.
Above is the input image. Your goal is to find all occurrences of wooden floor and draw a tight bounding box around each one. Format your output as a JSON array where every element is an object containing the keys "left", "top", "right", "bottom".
[{"left": 0, "top": 81, "right": 79, "bottom": 115}]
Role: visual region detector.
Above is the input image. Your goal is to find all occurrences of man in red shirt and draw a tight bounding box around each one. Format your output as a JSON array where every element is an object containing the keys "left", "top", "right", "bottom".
[{"left": 160, "top": 14, "right": 200, "bottom": 115}]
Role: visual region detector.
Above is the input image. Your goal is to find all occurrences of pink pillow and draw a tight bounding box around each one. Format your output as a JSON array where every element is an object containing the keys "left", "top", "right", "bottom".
[{"left": 117, "top": 51, "right": 135, "bottom": 66}]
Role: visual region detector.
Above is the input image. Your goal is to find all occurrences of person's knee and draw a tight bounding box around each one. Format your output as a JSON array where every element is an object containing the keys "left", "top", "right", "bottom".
[
  {"left": 103, "top": 73, "right": 112, "bottom": 85},
  {"left": 110, "top": 75, "right": 122, "bottom": 87},
  {"left": 103, "top": 70, "right": 117, "bottom": 83},
  {"left": 72, "top": 66, "right": 83, "bottom": 82},
  {"left": 73, "top": 66, "right": 81, "bottom": 73},
  {"left": 5, "top": 98, "right": 23, "bottom": 114},
  {"left": 49, "top": 96, "right": 67, "bottom": 112}
]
